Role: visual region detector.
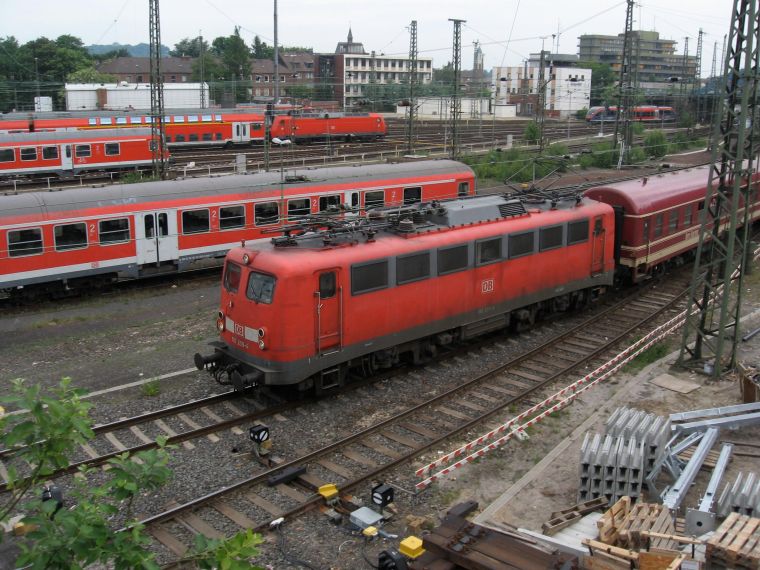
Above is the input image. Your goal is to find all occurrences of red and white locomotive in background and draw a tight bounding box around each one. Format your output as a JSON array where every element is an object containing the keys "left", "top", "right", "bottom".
[
  {"left": 195, "top": 165, "right": 760, "bottom": 394},
  {"left": 0, "top": 160, "right": 474, "bottom": 300}
]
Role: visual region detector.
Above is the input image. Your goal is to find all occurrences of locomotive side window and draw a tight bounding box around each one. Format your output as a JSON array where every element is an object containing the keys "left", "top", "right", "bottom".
[
  {"left": 653, "top": 214, "right": 663, "bottom": 238},
  {"left": 223, "top": 262, "right": 242, "bottom": 293},
  {"left": 365, "top": 190, "right": 385, "bottom": 209},
  {"left": 438, "top": 244, "right": 469, "bottom": 275},
  {"left": 42, "top": 146, "right": 58, "bottom": 160},
  {"left": 288, "top": 199, "right": 310, "bottom": 220},
  {"left": 683, "top": 205, "right": 692, "bottom": 227},
  {"left": 351, "top": 260, "right": 389, "bottom": 295},
  {"left": 99, "top": 218, "right": 130, "bottom": 244},
  {"left": 246, "top": 271, "right": 276, "bottom": 304},
  {"left": 668, "top": 210, "right": 678, "bottom": 233},
  {"left": 20, "top": 147, "right": 37, "bottom": 161},
  {"left": 476, "top": 238, "right": 502, "bottom": 265},
  {"left": 403, "top": 186, "right": 422, "bottom": 204},
  {"left": 182, "top": 209, "right": 210, "bottom": 234},
  {"left": 254, "top": 201, "right": 279, "bottom": 226},
  {"left": 220, "top": 205, "right": 246, "bottom": 229},
  {"left": 54, "top": 223, "right": 87, "bottom": 251},
  {"left": 319, "top": 195, "right": 341, "bottom": 212},
  {"left": 75, "top": 145, "right": 91, "bottom": 158},
  {"left": 7, "top": 228, "right": 43, "bottom": 257},
  {"left": 567, "top": 219, "right": 589, "bottom": 245},
  {"left": 508, "top": 231, "right": 535, "bottom": 258},
  {"left": 397, "top": 252, "right": 430, "bottom": 285},
  {"left": 105, "top": 143, "right": 120, "bottom": 156},
  {"left": 539, "top": 225, "right": 564, "bottom": 251},
  {"left": 0, "top": 149, "right": 14, "bottom": 162},
  {"left": 319, "top": 272, "right": 336, "bottom": 298},
  {"left": 458, "top": 182, "right": 470, "bottom": 197}
]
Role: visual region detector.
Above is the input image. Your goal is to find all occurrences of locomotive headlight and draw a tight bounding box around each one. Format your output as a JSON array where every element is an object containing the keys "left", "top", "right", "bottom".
[
  {"left": 258, "top": 327, "right": 266, "bottom": 339},
  {"left": 218, "top": 310, "right": 224, "bottom": 320},
  {"left": 242, "top": 253, "right": 251, "bottom": 265},
  {"left": 258, "top": 339, "right": 266, "bottom": 350},
  {"left": 217, "top": 319, "right": 225, "bottom": 332}
]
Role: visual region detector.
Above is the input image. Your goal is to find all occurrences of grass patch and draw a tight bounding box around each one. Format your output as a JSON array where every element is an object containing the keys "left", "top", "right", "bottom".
[
  {"left": 624, "top": 342, "right": 670, "bottom": 373},
  {"left": 141, "top": 380, "right": 161, "bottom": 397}
]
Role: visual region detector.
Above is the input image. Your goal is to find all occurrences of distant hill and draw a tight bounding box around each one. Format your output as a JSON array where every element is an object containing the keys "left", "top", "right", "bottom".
[{"left": 86, "top": 43, "right": 170, "bottom": 57}]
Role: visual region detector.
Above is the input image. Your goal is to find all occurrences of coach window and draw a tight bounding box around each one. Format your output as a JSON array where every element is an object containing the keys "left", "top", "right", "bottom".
[
  {"left": 7, "top": 228, "right": 43, "bottom": 257},
  {"left": 438, "top": 244, "right": 469, "bottom": 275},
  {"left": 54, "top": 223, "right": 87, "bottom": 251},
  {"left": 458, "top": 181, "right": 470, "bottom": 197},
  {"left": 202, "top": 133, "right": 213, "bottom": 141},
  {"left": 75, "top": 144, "right": 91, "bottom": 158},
  {"left": 365, "top": 190, "right": 385, "bottom": 209},
  {"left": 188, "top": 115, "right": 198, "bottom": 122},
  {"left": 567, "top": 219, "right": 589, "bottom": 245},
  {"left": 105, "top": 143, "right": 120, "bottom": 156},
  {"left": 403, "top": 186, "right": 422, "bottom": 204},
  {"left": 319, "top": 195, "right": 341, "bottom": 212},
  {"left": 101, "top": 118, "right": 112, "bottom": 126},
  {"left": 476, "top": 237, "right": 502, "bottom": 265},
  {"left": 98, "top": 218, "right": 130, "bottom": 244},
  {"left": 216, "top": 133, "right": 223, "bottom": 140},
  {"left": 508, "top": 231, "right": 535, "bottom": 258},
  {"left": 0, "top": 149, "right": 14, "bottom": 162},
  {"left": 175, "top": 135, "right": 186, "bottom": 143},
  {"left": 42, "top": 146, "right": 58, "bottom": 160},
  {"left": 246, "top": 271, "right": 276, "bottom": 304},
  {"left": 254, "top": 201, "right": 279, "bottom": 226},
  {"left": 397, "top": 251, "right": 430, "bottom": 285},
  {"left": 351, "top": 260, "right": 388, "bottom": 295},
  {"left": 668, "top": 210, "right": 678, "bottom": 233},
  {"left": 319, "top": 272, "right": 336, "bottom": 298},
  {"left": 129, "top": 117, "right": 143, "bottom": 124},
  {"left": 116, "top": 117, "right": 128, "bottom": 125},
  {"left": 189, "top": 134, "right": 199, "bottom": 142},
  {"left": 20, "top": 147, "right": 37, "bottom": 161},
  {"left": 220, "top": 205, "right": 246, "bottom": 230},
  {"left": 653, "top": 214, "right": 663, "bottom": 238},
  {"left": 182, "top": 209, "right": 210, "bottom": 234},
  {"left": 165, "top": 136, "right": 172, "bottom": 143},
  {"left": 202, "top": 115, "right": 213, "bottom": 122},
  {"left": 88, "top": 118, "right": 97, "bottom": 126},
  {"left": 684, "top": 205, "right": 692, "bottom": 227},
  {"left": 288, "top": 198, "right": 310, "bottom": 220}
]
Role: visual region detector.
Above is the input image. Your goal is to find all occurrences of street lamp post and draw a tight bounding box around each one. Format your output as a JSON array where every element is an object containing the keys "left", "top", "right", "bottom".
[{"left": 34, "top": 57, "right": 40, "bottom": 101}]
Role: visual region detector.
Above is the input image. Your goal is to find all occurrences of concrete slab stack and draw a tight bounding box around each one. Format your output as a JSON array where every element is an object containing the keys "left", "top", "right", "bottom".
[{"left": 717, "top": 472, "right": 760, "bottom": 517}]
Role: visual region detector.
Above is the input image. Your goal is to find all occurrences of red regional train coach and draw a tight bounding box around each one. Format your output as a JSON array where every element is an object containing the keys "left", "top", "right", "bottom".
[
  {"left": 196, "top": 194, "right": 616, "bottom": 392},
  {"left": 584, "top": 166, "right": 760, "bottom": 281},
  {"left": 0, "top": 160, "right": 474, "bottom": 299}
]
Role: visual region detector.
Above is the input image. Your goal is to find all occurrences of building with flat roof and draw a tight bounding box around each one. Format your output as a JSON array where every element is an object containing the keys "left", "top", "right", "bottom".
[{"left": 493, "top": 64, "right": 591, "bottom": 118}]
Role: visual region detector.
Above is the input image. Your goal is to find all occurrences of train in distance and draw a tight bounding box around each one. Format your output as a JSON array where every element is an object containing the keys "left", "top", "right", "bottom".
[{"left": 585, "top": 106, "right": 676, "bottom": 123}]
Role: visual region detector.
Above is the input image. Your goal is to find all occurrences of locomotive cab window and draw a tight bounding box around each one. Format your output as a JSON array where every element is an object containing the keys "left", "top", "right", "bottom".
[
  {"left": 351, "top": 260, "right": 388, "bottom": 295},
  {"left": 104, "top": 143, "right": 120, "bottom": 156},
  {"left": 288, "top": 198, "right": 310, "bottom": 220},
  {"left": 75, "top": 145, "right": 91, "bottom": 158},
  {"left": 246, "top": 271, "right": 276, "bottom": 304},
  {"left": 365, "top": 190, "right": 385, "bottom": 209},
  {"left": 567, "top": 219, "right": 589, "bottom": 245},
  {"left": 7, "top": 228, "right": 43, "bottom": 257},
  {"left": 224, "top": 262, "right": 242, "bottom": 293},
  {"left": 508, "top": 231, "right": 535, "bottom": 258},
  {"left": 98, "top": 218, "right": 130, "bottom": 244},
  {"left": 319, "top": 195, "right": 341, "bottom": 213},
  {"left": 254, "top": 201, "right": 279, "bottom": 226},
  {"left": 438, "top": 244, "right": 469, "bottom": 275},
  {"left": 397, "top": 251, "right": 430, "bottom": 285},
  {"left": 42, "top": 146, "right": 58, "bottom": 160},
  {"left": 0, "top": 149, "right": 14, "bottom": 162},
  {"left": 220, "top": 205, "right": 245, "bottom": 230},
  {"left": 54, "top": 222, "right": 87, "bottom": 251},
  {"left": 458, "top": 181, "right": 470, "bottom": 197},
  {"left": 476, "top": 238, "right": 502, "bottom": 265},
  {"left": 539, "top": 225, "right": 564, "bottom": 251},
  {"left": 182, "top": 209, "right": 210, "bottom": 234},
  {"left": 403, "top": 186, "right": 422, "bottom": 204},
  {"left": 20, "top": 147, "right": 37, "bottom": 161},
  {"left": 319, "top": 272, "right": 336, "bottom": 298}
]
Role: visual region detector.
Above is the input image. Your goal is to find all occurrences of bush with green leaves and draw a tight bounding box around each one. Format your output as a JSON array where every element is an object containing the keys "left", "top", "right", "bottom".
[
  {"left": 643, "top": 130, "right": 668, "bottom": 158},
  {"left": 0, "top": 379, "right": 263, "bottom": 570},
  {"left": 523, "top": 122, "right": 540, "bottom": 145}
]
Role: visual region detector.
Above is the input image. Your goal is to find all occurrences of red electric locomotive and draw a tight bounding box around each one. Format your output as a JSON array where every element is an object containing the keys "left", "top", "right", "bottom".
[
  {"left": 0, "top": 160, "right": 474, "bottom": 299},
  {"left": 583, "top": 166, "right": 760, "bottom": 281},
  {"left": 0, "top": 128, "right": 166, "bottom": 178},
  {"left": 195, "top": 193, "right": 616, "bottom": 393},
  {"left": 270, "top": 112, "right": 386, "bottom": 142}
]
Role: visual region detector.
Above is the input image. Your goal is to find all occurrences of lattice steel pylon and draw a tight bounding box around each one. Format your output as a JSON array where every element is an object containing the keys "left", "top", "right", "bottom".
[
  {"left": 695, "top": 29, "right": 704, "bottom": 122},
  {"left": 406, "top": 20, "right": 418, "bottom": 154},
  {"left": 613, "top": 0, "right": 635, "bottom": 165},
  {"left": 678, "top": 0, "right": 759, "bottom": 378},
  {"left": 449, "top": 18, "right": 465, "bottom": 159},
  {"left": 149, "top": 0, "right": 166, "bottom": 179},
  {"left": 536, "top": 49, "right": 547, "bottom": 153}
]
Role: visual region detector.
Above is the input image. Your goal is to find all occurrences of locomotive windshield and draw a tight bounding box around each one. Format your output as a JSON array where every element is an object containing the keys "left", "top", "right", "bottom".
[
  {"left": 246, "top": 271, "right": 276, "bottom": 304},
  {"left": 223, "top": 262, "right": 242, "bottom": 293}
]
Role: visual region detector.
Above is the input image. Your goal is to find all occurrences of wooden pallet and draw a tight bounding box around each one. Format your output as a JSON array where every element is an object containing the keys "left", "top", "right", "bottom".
[
  {"left": 617, "top": 503, "right": 676, "bottom": 550},
  {"left": 676, "top": 446, "right": 725, "bottom": 470},
  {"left": 706, "top": 513, "right": 760, "bottom": 569},
  {"left": 597, "top": 496, "right": 632, "bottom": 545},
  {"left": 542, "top": 497, "right": 609, "bottom": 536}
]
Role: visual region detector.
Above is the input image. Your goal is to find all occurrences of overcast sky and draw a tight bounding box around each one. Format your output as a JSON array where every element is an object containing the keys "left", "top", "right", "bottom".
[{"left": 3, "top": 0, "right": 733, "bottom": 74}]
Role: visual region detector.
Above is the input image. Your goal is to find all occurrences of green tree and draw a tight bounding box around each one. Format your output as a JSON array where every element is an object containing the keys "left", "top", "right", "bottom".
[
  {"left": 579, "top": 61, "right": 615, "bottom": 106},
  {"left": 0, "top": 379, "right": 263, "bottom": 569},
  {"left": 523, "top": 122, "right": 540, "bottom": 145},
  {"left": 91, "top": 47, "right": 130, "bottom": 63},
  {"left": 251, "top": 35, "right": 274, "bottom": 60},
  {"left": 67, "top": 67, "right": 117, "bottom": 83},
  {"left": 170, "top": 37, "right": 208, "bottom": 58}
]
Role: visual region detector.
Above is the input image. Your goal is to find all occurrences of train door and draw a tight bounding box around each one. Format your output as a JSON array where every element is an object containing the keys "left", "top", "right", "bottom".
[
  {"left": 315, "top": 269, "right": 342, "bottom": 355},
  {"left": 591, "top": 215, "right": 606, "bottom": 275},
  {"left": 136, "top": 211, "right": 179, "bottom": 267},
  {"left": 344, "top": 190, "right": 360, "bottom": 217},
  {"left": 60, "top": 144, "right": 73, "bottom": 171},
  {"left": 232, "top": 122, "right": 251, "bottom": 143}
]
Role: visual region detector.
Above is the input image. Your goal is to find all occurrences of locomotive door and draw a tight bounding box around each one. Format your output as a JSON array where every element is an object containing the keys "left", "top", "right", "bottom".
[
  {"left": 315, "top": 270, "right": 342, "bottom": 355},
  {"left": 590, "top": 216, "right": 606, "bottom": 275},
  {"left": 344, "top": 191, "right": 360, "bottom": 217},
  {"left": 136, "top": 211, "right": 179, "bottom": 267},
  {"left": 60, "top": 144, "right": 73, "bottom": 171},
  {"left": 232, "top": 122, "right": 251, "bottom": 143}
]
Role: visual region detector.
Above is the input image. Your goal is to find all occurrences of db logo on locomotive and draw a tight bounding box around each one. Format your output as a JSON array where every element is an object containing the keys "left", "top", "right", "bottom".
[
  {"left": 234, "top": 323, "right": 245, "bottom": 337},
  {"left": 481, "top": 279, "right": 495, "bottom": 293}
]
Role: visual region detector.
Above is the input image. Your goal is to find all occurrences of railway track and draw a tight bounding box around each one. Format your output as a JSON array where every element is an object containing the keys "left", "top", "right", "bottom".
[{"left": 115, "top": 270, "right": 691, "bottom": 563}]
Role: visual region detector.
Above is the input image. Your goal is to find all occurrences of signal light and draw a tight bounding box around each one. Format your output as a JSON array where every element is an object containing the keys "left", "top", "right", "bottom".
[
  {"left": 41, "top": 484, "right": 63, "bottom": 515},
  {"left": 249, "top": 424, "right": 270, "bottom": 444},
  {"left": 371, "top": 483, "right": 394, "bottom": 509}
]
